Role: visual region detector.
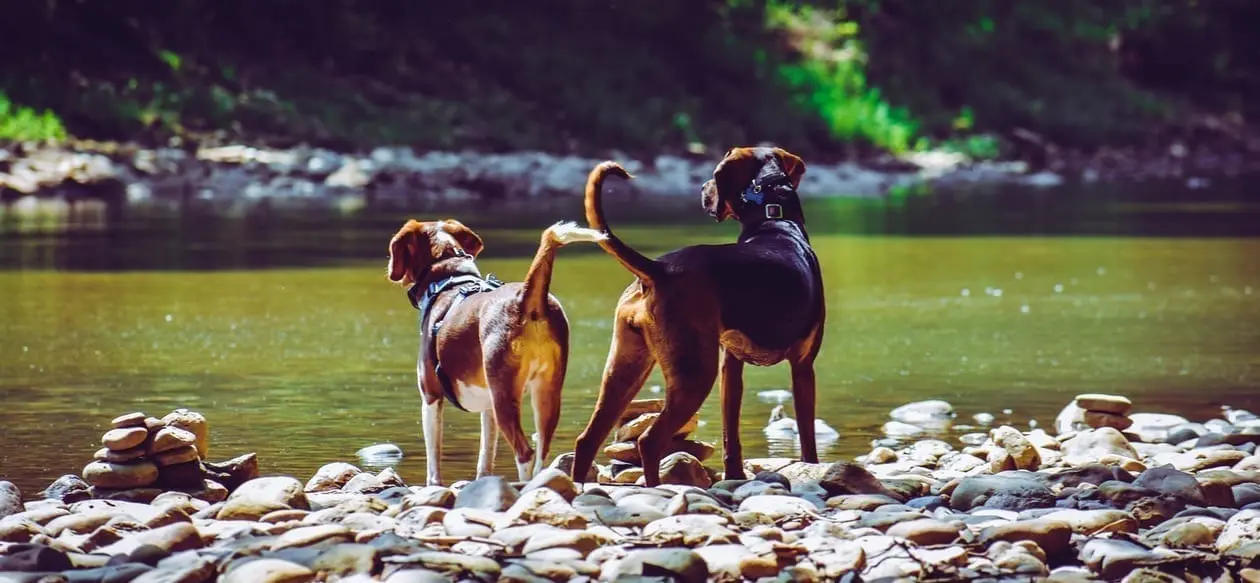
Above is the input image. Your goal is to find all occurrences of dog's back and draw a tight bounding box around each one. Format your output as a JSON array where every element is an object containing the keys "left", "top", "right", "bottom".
[{"left": 656, "top": 221, "right": 822, "bottom": 362}]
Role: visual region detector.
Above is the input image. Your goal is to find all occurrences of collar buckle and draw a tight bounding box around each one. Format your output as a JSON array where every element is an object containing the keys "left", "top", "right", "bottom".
[{"left": 765, "top": 204, "right": 784, "bottom": 220}]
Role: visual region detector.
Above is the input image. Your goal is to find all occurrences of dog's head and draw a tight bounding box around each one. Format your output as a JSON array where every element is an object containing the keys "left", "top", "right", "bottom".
[
  {"left": 387, "top": 219, "right": 484, "bottom": 287},
  {"left": 701, "top": 146, "right": 806, "bottom": 222}
]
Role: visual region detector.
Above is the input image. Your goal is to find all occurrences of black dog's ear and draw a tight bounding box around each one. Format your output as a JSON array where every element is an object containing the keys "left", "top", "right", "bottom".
[
  {"left": 704, "top": 148, "right": 761, "bottom": 222},
  {"left": 773, "top": 148, "right": 806, "bottom": 190},
  {"left": 700, "top": 178, "right": 733, "bottom": 222}
]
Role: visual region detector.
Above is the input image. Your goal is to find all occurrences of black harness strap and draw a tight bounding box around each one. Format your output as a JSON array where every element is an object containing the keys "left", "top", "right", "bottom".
[{"left": 408, "top": 272, "right": 504, "bottom": 411}]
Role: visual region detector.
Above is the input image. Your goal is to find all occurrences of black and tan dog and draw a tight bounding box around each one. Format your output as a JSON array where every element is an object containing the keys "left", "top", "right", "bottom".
[
  {"left": 387, "top": 218, "right": 605, "bottom": 485},
  {"left": 569, "top": 146, "right": 827, "bottom": 486}
]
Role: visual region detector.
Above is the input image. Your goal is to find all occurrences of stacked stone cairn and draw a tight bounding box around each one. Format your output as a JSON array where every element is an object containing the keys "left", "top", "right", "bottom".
[
  {"left": 1056, "top": 392, "right": 1135, "bottom": 433},
  {"left": 597, "top": 398, "right": 717, "bottom": 487},
  {"left": 79, "top": 409, "right": 256, "bottom": 503}
]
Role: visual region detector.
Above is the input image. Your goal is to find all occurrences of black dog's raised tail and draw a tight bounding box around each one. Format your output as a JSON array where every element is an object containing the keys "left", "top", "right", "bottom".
[{"left": 584, "top": 161, "right": 661, "bottom": 285}]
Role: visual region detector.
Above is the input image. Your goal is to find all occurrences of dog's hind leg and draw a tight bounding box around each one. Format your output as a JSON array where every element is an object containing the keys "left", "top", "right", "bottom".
[
  {"left": 572, "top": 319, "right": 655, "bottom": 485},
  {"left": 476, "top": 409, "right": 499, "bottom": 479},
  {"left": 481, "top": 352, "right": 536, "bottom": 481},
  {"left": 640, "top": 335, "right": 720, "bottom": 487},
  {"left": 530, "top": 363, "right": 565, "bottom": 478}
]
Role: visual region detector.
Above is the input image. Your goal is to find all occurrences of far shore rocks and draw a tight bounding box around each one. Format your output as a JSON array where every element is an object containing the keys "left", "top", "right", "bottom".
[
  {"left": 3, "top": 395, "right": 1260, "bottom": 582},
  {"left": 0, "top": 142, "right": 1079, "bottom": 214}
]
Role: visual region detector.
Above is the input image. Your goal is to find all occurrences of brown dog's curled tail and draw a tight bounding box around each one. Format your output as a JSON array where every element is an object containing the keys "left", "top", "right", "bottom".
[
  {"left": 585, "top": 161, "right": 661, "bottom": 284},
  {"left": 519, "top": 221, "right": 607, "bottom": 320}
]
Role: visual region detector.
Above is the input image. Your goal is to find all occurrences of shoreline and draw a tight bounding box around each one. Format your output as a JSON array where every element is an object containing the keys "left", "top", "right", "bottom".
[
  {"left": 3, "top": 140, "right": 1257, "bottom": 215},
  {"left": 2, "top": 396, "right": 1258, "bottom": 581}
]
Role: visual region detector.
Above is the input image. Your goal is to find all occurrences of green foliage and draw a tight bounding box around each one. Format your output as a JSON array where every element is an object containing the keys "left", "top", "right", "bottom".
[
  {"left": 0, "top": 93, "right": 67, "bottom": 142},
  {"left": 766, "top": 2, "right": 918, "bottom": 152},
  {"left": 0, "top": 0, "right": 1253, "bottom": 155},
  {"left": 937, "top": 134, "right": 1002, "bottom": 161},
  {"left": 848, "top": 0, "right": 1183, "bottom": 145}
]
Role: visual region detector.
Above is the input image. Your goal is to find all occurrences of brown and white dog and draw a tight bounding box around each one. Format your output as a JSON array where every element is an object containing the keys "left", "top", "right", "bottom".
[
  {"left": 387, "top": 218, "right": 605, "bottom": 485},
  {"left": 569, "top": 146, "right": 827, "bottom": 486}
]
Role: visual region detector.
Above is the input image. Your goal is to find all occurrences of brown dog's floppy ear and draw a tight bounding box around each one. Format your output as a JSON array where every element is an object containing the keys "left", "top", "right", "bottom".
[
  {"left": 773, "top": 148, "right": 807, "bottom": 190},
  {"left": 440, "top": 219, "right": 484, "bottom": 258},
  {"left": 388, "top": 220, "right": 421, "bottom": 285}
]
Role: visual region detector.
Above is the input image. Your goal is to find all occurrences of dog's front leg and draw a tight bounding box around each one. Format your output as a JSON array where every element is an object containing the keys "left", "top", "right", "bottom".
[
  {"left": 790, "top": 361, "right": 819, "bottom": 463},
  {"left": 476, "top": 409, "right": 499, "bottom": 479},
  {"left": 719, "top": 350, "right": 746, "bottom": 480},
  {"left": 421, "top": 397, "right": 444, "bottom": 486}
]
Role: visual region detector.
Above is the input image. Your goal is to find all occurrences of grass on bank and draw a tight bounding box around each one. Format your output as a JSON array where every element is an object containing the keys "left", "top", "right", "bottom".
[{"left": 0, "top": 92, "right": 67, "bottom": 142}]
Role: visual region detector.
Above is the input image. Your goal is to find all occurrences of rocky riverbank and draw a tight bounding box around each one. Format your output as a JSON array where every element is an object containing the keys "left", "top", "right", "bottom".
[
  {"left": 2, "top": 395, "right": 1260, "bottom": 582},
  {"left": 4, "top": 138, "right": 1252, "bottom": 214}
]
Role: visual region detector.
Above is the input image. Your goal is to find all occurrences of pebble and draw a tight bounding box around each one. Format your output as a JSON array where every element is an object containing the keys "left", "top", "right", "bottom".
[
  {"left": 1061, "top": 427, "right": 1140, "bottom": 464},
  {"left": 155, "top": 445, "right": 200, "bottom": 466},
  {"left": 520, "top": 468, "right": 578, "bottom": 502},
  {"left": 218, "top": 476, "right": 309, "bottom": 520},
  {"left": 950, "top": 472, "right": 1055, "bottom": 511},
  {"left": 1042, "top": 508, "right": 1138, "bottom": 534},
  {"left": 221, "top": 557, "right": 315, "bottom": 583},
  {"left": 885, "top": 518, "right": 961, "bottom": 545},
  {"left": 642, "top": 514, "right": 738, "bottom": 546},
  {"left": 615, "top": 412, "right": 699, "bottom": 442},
  {"left": 1079, "top": 538, "right": 1174, "bottom": 580},
  {"left": 111, "top": 412, "right": 148, "bottom": 428},
  {"left": 82, "top": 460, "right": 159, "bottom": 489},
  {"left": 148, "top": 426, "right": 197, "bottom": 454},
  {"left": 602, "top": 548, "right": 709, "bottom": 583},
  {"left": 40, "top": 474, "right": 92, "bottom": 504},
  {"left": 162, "top": 409, "right": 210, "bottom": 458},
  {"left": 453, "top": 476, "right": 518, "bottom": 511},
  {"left": 500, "top": 487, "right": 586, "bottom": 529},
  {"left": 1074, "top": 393, "right": 1133, "bottom": 416},
  {"left": 992, "top": 425, "right": 1042, "bottom": 470},
  {"left": 101, "top": 427, "right": 149, "bottom": 451},
  {"left": 980, "top": 518, "right": 1073, "bottom": 554},
  {"left": 658, "top": 452, "right": 711, "bottom": 488},
  {"left": 818, "top": 461, "right": 900, "bottom": 499},
  {"left": 0, "top": 481, "right": 21, "bottom": 519},
  {"left": 889, "top": 400, "right": 955, "bottom": 426},
  {"left": 1084, "top": 410, "right": 1134, "bottom": 431}
]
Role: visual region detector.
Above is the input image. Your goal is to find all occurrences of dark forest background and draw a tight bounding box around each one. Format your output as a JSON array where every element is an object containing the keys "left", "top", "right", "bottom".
[{"left": 2, "top": 0, "right": 1257, "bottom": 161}]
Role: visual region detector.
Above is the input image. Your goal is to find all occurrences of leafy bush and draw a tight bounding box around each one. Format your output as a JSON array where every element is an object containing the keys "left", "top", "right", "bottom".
[{"left": 0, "top": 93, "right": 67, "bottom": 142}]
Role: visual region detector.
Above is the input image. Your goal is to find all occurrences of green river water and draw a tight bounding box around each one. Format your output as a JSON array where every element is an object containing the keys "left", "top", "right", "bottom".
[{"left": 2, "top": 181, "right": 1258, "bottom": 493}]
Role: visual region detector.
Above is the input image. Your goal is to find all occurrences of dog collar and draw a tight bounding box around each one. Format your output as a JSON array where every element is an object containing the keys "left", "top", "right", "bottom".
[
  {"left": 408, "top": 272, "right": 503, "bottom": 315},
  {"left": 740, "top": 171, "right": 795, "bottom": 220}
]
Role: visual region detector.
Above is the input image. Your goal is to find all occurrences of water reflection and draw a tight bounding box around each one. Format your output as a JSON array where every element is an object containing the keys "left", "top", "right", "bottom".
[{"left": 4, "top": 175, "right": 1260, "bottom": 272}]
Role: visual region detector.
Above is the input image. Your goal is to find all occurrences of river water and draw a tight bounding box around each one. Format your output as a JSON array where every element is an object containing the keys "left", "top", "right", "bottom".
[{"left": 1, "top": 177, "right": 1258, "bottom": 494}]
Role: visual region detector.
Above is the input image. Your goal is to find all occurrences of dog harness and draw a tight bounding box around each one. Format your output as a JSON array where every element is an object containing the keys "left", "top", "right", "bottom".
[
  {"left": 408, "top": 268, "right": 504, "bottom": 411},
  {"left": 740, "top": 170, "right": 797, "bottom": 221}
]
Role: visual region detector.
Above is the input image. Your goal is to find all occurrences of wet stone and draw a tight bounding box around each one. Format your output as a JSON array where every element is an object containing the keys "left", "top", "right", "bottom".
[
  {"left": 453, "top": 476, "right": 518, "bottom": 512},
  {"left": 102, "top": 427, "right": 149, "bottom": 451}
]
